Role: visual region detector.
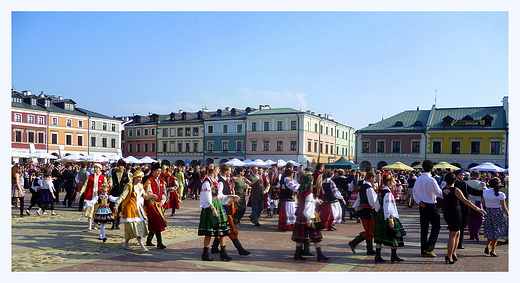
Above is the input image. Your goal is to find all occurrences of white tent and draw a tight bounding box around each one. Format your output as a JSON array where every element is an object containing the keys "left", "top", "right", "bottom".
[
  {"left": 250, "top": 159, "right": 268, "bottom": 167},
  {"left": 139, "top": 156, "right": 157, "bottom": 164},
  {"left": 104, "top": 154, "right": 122, "bottom": 162},
  {"left": 124, "top": 156, "right": 143, "bottom": 164},
  {"left": 11, "top": 149, "right": 30, "bottom": 158},
  {"left": 286, "top": 160, "right": 301, "bottom": 167},
  {"left": 275, "top": 159, "right": 287, "bottom": 168},
  {"left": 242, "top": 159, "right": 253, "bottom": 166},
  {"left": 469, "top": 162, "right": 505, "bottom": 173},
  {"left": 62, "top": 152, "right": 84, "bottom": 161},
  {"left": 30, "top": 152, "right": 58, "bottom": 159},
  {"left": 264, "top": 159, "right": 275, "bottom": 166},
  {"left": 81, "top": 153, "right": 109, "bottom": 162},
  {"left": 225, "top": 158, "right": 245, "bottom": 167}
]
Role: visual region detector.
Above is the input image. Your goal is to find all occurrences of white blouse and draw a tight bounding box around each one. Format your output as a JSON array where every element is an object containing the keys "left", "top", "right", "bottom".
[
  {"left": 323, "top": 178, "right": 344, "bottom": 200},
  {"left": 482, "top": 189, "right": 506, "bottom": 209},
  {"left": 381, "top": 187, "right": 399, "bottom": 219},
  {"left": 199, "top": 177, "right": 233, "bottom": 209}
]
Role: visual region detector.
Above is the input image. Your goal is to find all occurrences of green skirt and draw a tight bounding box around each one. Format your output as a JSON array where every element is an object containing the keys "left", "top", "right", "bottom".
[
  {"left": 198, "top": 198, "right": 230, "bottom": 237},
  {"left": 374, "top": 208, "right": 405, "bottom": 247}
]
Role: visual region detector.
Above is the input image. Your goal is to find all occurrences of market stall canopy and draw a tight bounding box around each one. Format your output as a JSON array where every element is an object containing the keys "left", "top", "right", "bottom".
[
  {"left": 242, "top": 159, "right": 253, "bottom": 165},
  {"left": 433, "top": 162, "right": 460, "bottom": 170},
  {"left": 250, "top": 159, "right": 268, "bottom": 167},
  {"left": 139, "top": 156, "right": 157, "bottom": 164},
  {"left": 62, "top": 152, "right": 84, "bottom": 161},
  {"left": 123, "top": 156, "right": 143, "bottom": 164},
  {"left": 264, "top": 159, "right": 275, "bottom": 166},
  {"left": 30, "top": 151, "right": 58, "bottom": 159},
  {"left": 275, "top": 159, "right": 287, "bottom": 168},
  {"left": 11, "top": 149, "right": 31, "bottom": 158},
  {"left": 469, "top": 162, "right": 505, "bottom": 173},
  {"left": 382, "top": 161, "right": 414, "bottom": 171},
  {"left": 324, "top": 157, "right": 360, "bottom": 170},
  {"left": 225, "top": 158, "right": 246, "bottom": 167},
  {"left": 286, "top": 160, "right": 301, "bottom": 167},
  {"left": 412, "top": 163, "right": 423, "bottom": 169},
  {"left": 80, "top": 153, "right": 108, "bottom": 162}
]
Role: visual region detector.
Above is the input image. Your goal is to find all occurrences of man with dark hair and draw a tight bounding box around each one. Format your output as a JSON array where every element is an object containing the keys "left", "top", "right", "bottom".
[
  {"left": 109, "top": 159, "right": 130, "bottom": 230},
  {"left": 413, "top": 160, "right": 443, "bottom": 257},
  {"left": 61, "top": 163, "right": 76, "bottom": 207},
  {"left": 51, "top": 162, "right": 63, "bottom": 204}
]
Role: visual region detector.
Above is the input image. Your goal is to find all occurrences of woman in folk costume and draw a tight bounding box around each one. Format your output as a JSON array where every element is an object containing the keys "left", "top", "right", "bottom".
[
  {"left": 278, "top": 162, "right": 297, "bottom": 231},
  {"left": 79, "top": 163, "right": 108, "bottom": 231},
  {"left": 84, "top": 184, "right": 118, "bottom": 242},
  {"left": 198, "top": 164, "right": 240, "bottom": 261},
  {"left": 373, "top": 174, "right": 406, "bottom": 263},
  {"left": 143, "top": 162, "right": 168, "bottom": 249},
  {"left": 320, "top": 170, "right": 346, "bottom": 231},
  {"left": 162, "top": 166, "right": 180, "bottom": 217},
  {"left": 292, "top": 172, "right": 330, "bottom": 261},
  {"left": 113, "top": 169, "right": 153, "bottom": 253}
]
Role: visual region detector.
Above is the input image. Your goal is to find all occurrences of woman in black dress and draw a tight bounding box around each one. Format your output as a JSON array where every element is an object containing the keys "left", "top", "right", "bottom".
[{"left": 442, "top": 173, "right": 486, "bottom": 264}]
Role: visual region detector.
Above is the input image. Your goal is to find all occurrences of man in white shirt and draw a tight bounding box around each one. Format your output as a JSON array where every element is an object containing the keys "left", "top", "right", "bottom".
[{"left": 413, "top": 160, "right": 443, "bottom": 257}]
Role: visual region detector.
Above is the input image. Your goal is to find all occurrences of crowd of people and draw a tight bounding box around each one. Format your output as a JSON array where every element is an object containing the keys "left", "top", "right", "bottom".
[{"left": 12, "top": 159, "right": 509, "bottom": 263}]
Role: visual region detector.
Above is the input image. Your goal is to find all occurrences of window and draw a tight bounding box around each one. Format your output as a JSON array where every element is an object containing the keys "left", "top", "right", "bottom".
[
  {"left": 263, "top": 140, "right": 270, "bottom": 151},
  {"left": 251, "top": 122, "right": 257, "bottom": 132},
  {"left": 136, "top": 129, "right": 141, "bottom": 136},
  {"left": 185, "top": 127, "right": 191, "bottom": 136},
  {"left": 136, "top": 143, "right": 141, "bottom": 152},
  {"left": 451, "top": 141, "right": 461, "bottom": 154},
  {"left": 320, "top": 143, "right": 323, "bottom": 153},
  {"left": 320, "top": 125, "right": 323, "bottom": 134},
  {"left": 207, "top": 141, "right": 214, "bottom": 152},
  {"left": 185, "top": 142, "right": 190, "bottom": 152},
  {"left": 31, "top": 99, "right": 36, "bottom": 106},
  {"left": 412, "top": 141, "right": 421, "bottom": 154},
  {"left": 193, "top": 142, "right": 198, "bottom": 152},
  {"left": 178, "top": 128, "right": 183, "bottom": 136},
  {"left": 66, "top": 119, "right": 72, "bottom": 127},
  {"left": 362, "top": 141, "right": 370, "bottom": 153},
  {"left": 162, "top": 128, "right": 168, "bottom": 137},
  {"left": 91, "top": 121, "right": 95, "bottom": 129},
  {"left": 28, "top": 132, "right": 35, "bottom": 143},
  {"left": 53, "top": 117, "right": 59, "bottom": 125},
  {"left": 308, "top": 140, "right": 312, "bottom": 152},
  {"left": 144, "top": 143, "right": 149, "bottom": 152},
  {"left": 490, "top": 141, "right": 500, "bottom": 155},
  {"left": 52, "top": 133, "right": 58, "bottom": 144},
  {"left": 277, "top": 121, "right": 283, "bottom": 131},
  {"left": 325, "top": 144, "right": 329, "bottom": 154},
  {"left": 151, "top": 128, "right": 155, "bottom": 136},
  {"left": 237, "top": 141, "right": 243, "bottom": 152},
  {"left": 28, "top": 115, "right": 35, "bottom": 123},
  {"left": 392, "top": 141, "right": 401, "bottom": 153},
  {"left": 291, "top": 120, "right": 297, "bottom": 130},
  {"left": 471, "top": 141, "right": 480, "bottom": 154},
  {"left": 223, "top": 141, "right": 228, "bottom": 152},
  {"left": 91, "top": 136, "right": 96, "bottom": 147},
  {"left": 264, "top": 121, "right": 270, "bottom": 131},
  {"left": 38, "top": 132, "right": 45, "bottom": 143},
  {"left": 290, "top": 140, "right": 297, "bottom": 151},
  {"left": 78, "top": 135, "right": 83, "bottom": 146},
  {"left": 314, "top": 142, "right": 318, "bottom": 153},
  {"left": 151, "top": 143, "right": 155, "bottom": 152},
  {"left": 223, "top": 125, "right": 228, "bottom": 133},
  {"left": 377, "top": 141, "right": 385, "bottom": 153},
  {"left": 128, "top": 143, "right": 133, "bottom": 153},
  {"left": 433, "top": 141, "right": 441, "bottom": 154},
  {"left": 65, "top": 134, "right": 72, "bottom": 145},
  {"left": 144, "top": 128, "right": 148, "bottom": 136},
  {"left": 251, "top": 140, "right": 258, "bottom": 151},
  {"left": 276, "top": 141, "right": 283, "bottom": 151},
  {"left": 15, "top": 130, "right": 22, "bottom": 142},
  {"left": 38, "top": 116, "right": 44, "bottom": 125},
  {"left": 112, "top": 124, "right": 116, "bottom": 131},
  {"left": 78, "top": 120, "right": 83, "bottom": 128},
  {"left": 193, "top": 127, "right": 199, "bottom": 136},
  {"left": 314, "top": 123, "right": 318, "bottom": 133},
  {"left": 237, "top": 124, "right": 243, "bottom": 133},
  {"left": 45, "top": 100, "right": 51, "bottom": 108},
  {"left": 101, "top": 138, "right": 107, "bottom": 147},
  {"left": 170, "top": 128, "right": 176, "bottom": 137},
  {"left": 162, "top": 142, "right": 167, "bottom": 152},
  {"left": 65, "top": 103, "right": 74, "bottom": 110},
  {"left": 207, "top": 126, "right": 213, "bottom": 134},
  {"left": 102, "top": 123, "right": 107, "bottom": 131}
]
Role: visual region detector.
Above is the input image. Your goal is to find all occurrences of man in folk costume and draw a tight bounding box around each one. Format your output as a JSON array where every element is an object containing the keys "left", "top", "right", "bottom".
[
  {"left": 79, "top": 163, "right": 107, "bottom": 231},
  {"left": 348, "top": 170, "right": 380, "bottom": 255},
  {"left": 109, "top": 159, "right": 130, "bottom": 230},
  {"left": 211, "top": 164, "right": 251, "bottom": 256},
  {"left": 144, "top": 162, "right": 168, "bottom": 249}
]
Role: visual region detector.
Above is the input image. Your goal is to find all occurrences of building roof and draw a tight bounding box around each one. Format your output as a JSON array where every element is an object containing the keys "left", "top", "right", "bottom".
[
  {"left": 357, "top": 109, "right": 430, "bottom": 133},
  {"left": 248, "top": 108, "right": 302, "bottom": 115},
  {"left": 428, "top": 106, "right": 507, "bottom": 130}
]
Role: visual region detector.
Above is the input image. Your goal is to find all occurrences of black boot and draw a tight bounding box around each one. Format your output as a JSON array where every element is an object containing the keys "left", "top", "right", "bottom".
[
  {"left": 302, "top": 241, "right": 314, "bottom": 256},
  {"left": 201, "top": 247, "right": 213, "bottom": 261},
  {"left": 391, "top": 248, "right": 404, "bottom": 262},
  {"left": 366, "top": 239, "right": 376, "bottom": 255},
  {"left": 211, "top": 237, "right": 221, "bottom": 253},
  {"left": 374, "top": 247, "right": 386, "bottom": 263},
  {"left": 115, "top": 217, "right": 121, "bottom": 229},
  {"left": 348, "top": 235, "right": 365, "bottom": 254},
  {"left": 231, "top": 238, "right": 251, "bottom": 255},
  {"left": 146, "top": 232, "right": 155, "bottom": 246},
  {"left": 219, "top": 245, "right": 233, "bottom": 261},
  {"left": 316, "top": 247, "right": 330, "bottom": 262},
  {"left": 110, "top": 221, "right": 116, "bottom": 230},
  {"left": 156, "top": 231, "right": 166, "bottom": 249},
  {"left": 294, "top": 245, "right": 307, "bottom": 260}
]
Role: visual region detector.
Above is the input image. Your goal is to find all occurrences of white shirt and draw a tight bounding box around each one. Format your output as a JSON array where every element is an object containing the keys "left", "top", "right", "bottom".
[
  {"left": 482, "top": 189, "right": 506, "bottom": 208},
  {"left": 199, "top": 177, "right": 233, "bottom": 209},
  {"left": 413, "top": 172, "right": 443, "bottom": 204},
  {"left": 381, "top": 187, "right": 399, "bottom": 219},
  {"left": 353, "top": 181, "right": 380, "bottom": 211},
  {"left": 323, "top": 178, "right": 344, "bottom": 200}
]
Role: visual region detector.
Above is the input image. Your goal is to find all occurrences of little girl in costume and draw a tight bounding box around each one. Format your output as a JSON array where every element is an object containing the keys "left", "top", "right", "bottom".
[{"left": 85, "top": 185, "right": 118, "bottom": 242}]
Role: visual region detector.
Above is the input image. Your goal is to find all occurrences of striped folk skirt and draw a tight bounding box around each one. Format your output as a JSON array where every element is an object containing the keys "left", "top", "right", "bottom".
[
  {"left": 198, "top": 198, "right": 230, "bottom": 237},
  {"left": 373, "top": 209, "right": 405, "bottom": 247}
]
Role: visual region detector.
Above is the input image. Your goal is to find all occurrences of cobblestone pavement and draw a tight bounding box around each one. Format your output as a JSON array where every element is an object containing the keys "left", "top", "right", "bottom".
[{"left": 11, "top": 191, "right": 509, "bottom": 274}]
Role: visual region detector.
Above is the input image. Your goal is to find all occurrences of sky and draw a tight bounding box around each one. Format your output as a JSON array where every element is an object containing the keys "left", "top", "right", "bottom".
[{"left": 10, "top": 8, "right": 510, "bottom": 130}]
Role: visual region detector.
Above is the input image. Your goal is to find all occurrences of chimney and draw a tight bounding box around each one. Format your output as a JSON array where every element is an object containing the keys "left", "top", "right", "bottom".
[
  {"left": 179, "top": 110, "right": 184, "bottom": 114},
  {"left": 22, "top": 90, "right": 32, "bottom": 96}
]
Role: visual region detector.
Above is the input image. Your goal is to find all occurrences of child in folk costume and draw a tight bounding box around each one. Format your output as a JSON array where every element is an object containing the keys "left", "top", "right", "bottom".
[
  {"left": 292, "top": 172, "right": 330, "bottom": 261},
  {"left": 113, "top": 169, "right": 153, "bottom": 253},
  {"left": 163, "top": 166, "right": 180, "bottom": 217},
  {"left": 373, "top": 174, "right": 406, "bottom": 263},
  {"left": 35, "top": 173, "right": 58, "bottom": 216},
  {"left": 320, "top": 170, "right": 346, "bottom": 231},
  {"left": 79, "top": 162, "right": 107, "bottom": 230},
  {"left": 198, "top": 164, "right": 240, "bottom": 261},
  {"left": 85, "top": 184, "right": 118, "bottom": 242}
]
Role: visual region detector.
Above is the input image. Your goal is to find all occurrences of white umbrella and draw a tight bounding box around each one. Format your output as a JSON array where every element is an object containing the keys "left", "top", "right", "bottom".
[
  {"left": 225, "top": 158, "right": 245, "bottom": 167},
  {"left": 11, "top": 149, "right": 30, "bottom": 158},
  {"left": 139, "top": 156, "right": 157, "bottom": 164},
  {"left": 62, "top": 152, "right": 84, "bottom": 161},
  {"left": 286, "top": 160, "right": 301, "bottom": 167},
  {"left": 242, "top": 159, "right": 253, "bottom": 165},
  {"left": 124, "top": 156, "right": 143, "bottom": 164},
  {"left": 264, "top": 159, "right": 275, "bottom": 166},
  {"left": 104, "top": 154, "right": 121, "bottom": 162},
  {"left": 275, "top": 159, "right": 287, "bottom": 168},
  {"left": 469, "top": 162, "right": 505, "bottom": 172},
  {"left": 81, "top": 153, "right": 109, "bottom": 162},
  {"left": 250, "top": 159, "right": 268, "bottom": 167},
  {"left": 30, "top": 152, "right": 57, "bottom": 159}
]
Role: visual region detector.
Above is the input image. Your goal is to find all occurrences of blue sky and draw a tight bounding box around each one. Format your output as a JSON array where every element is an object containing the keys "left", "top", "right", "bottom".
[{"left": 11, "top": 10, "right": 509, "bottom": 130}]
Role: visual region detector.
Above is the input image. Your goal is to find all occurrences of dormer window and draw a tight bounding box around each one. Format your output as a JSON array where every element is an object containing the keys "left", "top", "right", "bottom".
[
  {"left": 413, "top": 121, "right": 423, "bottom": 126},
  {"left": 217, "top": 109, "right": 222, "bottom": 116},
  {"left": 231, "top": 108, "right": 237, "bottom": 116},
  {"left": 31, "top": 99, "right": 37, "bottom": 105},
  {"left": 45, "top": 100, "right": 51, "bottom": 108},
  {"left": 64, "top": 103, "right": 74, "bottom": 110},
  {"left": 394, "top": 121, "right": 404, "bottom": 127},
  {"left": 181, "top": 112, "right": 187, "bottom": 120}
]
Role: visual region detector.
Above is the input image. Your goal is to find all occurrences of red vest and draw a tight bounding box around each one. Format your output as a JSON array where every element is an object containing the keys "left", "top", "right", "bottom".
[{"left": 84, "top": 173, "right": 106, "bottom": 201}]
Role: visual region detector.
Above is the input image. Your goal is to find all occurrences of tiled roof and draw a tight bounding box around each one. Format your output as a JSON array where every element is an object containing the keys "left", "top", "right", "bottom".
[{"left": 357, "top": 110, "right": 430, "bottom": 133}]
